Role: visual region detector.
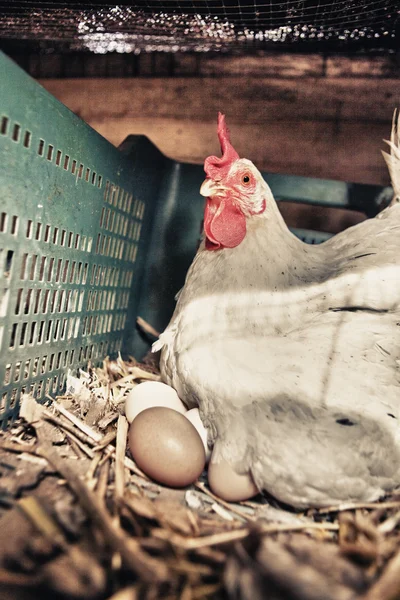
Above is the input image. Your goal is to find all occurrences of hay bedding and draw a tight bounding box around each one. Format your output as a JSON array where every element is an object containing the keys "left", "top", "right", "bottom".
[{"left": 0, "top": 354, "right": 400, "bottom": 600}]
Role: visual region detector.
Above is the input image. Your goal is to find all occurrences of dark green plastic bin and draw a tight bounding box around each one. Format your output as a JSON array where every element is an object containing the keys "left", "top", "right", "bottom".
[{"left": 0, "top": 51, "right": 389, "bottom": 429}]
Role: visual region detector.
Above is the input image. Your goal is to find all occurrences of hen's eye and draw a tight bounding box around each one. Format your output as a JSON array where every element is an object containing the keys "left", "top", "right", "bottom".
[{"left": 242, "top": 174, "right": 251, "bottom": 185}]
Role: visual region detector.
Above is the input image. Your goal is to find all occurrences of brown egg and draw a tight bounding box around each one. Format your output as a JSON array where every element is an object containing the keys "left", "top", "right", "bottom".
[
  {"left": 208, "top": 454, "right": 259, "bottom": 502},
  {"left": 128, "top": 407, "right": 206, "bottom": 487}
]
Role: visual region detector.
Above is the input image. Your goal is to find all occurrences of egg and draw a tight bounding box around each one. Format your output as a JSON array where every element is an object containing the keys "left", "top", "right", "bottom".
[
  {"left": 207, "top": 453, "right": 259, "bottom": 502},
  {"left": 185, "top": 408, "right": 212, "bottom": 463},
  {"left": 125, "top": 381, "right": 187, "bottom": 424},
  {"left": 128, "top": 407, "right": 206, "bottom": 487}
]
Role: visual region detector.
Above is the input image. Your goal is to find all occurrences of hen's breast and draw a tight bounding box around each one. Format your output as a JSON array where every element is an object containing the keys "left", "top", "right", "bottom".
[{"left": 159, "top": 204, "right": 400, "bottom": 409}]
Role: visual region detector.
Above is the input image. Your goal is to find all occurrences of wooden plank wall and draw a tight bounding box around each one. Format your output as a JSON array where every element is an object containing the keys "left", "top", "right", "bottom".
[{"left": 37, "top": 53, "right": 400, "bottom": 186}]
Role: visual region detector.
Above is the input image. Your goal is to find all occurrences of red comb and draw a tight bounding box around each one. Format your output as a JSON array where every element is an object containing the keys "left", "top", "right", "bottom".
[{"left": 204, "top": 112, "right": 239, "bottom": 179}]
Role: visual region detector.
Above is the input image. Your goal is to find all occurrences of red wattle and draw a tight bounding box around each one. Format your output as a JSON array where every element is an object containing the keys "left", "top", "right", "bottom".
[{"left": 204, "top": 197, "right": 246, "bottom": 250}]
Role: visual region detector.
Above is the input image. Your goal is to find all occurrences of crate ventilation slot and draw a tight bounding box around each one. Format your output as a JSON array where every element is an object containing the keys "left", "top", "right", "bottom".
[
  {"left": 0, "top": 106, "right": 147, "bottom": 429},
  {"left": 1, "top": 113, "right": 103, "bottom": 189}
]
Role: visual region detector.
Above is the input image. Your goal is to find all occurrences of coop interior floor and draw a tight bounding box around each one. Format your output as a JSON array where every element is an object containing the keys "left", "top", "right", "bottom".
[{"left": 0, "top": 354, "right": 399, "bottom": 600}]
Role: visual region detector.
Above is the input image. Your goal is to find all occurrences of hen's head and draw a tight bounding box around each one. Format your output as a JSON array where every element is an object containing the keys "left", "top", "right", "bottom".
[{"left": 201, "top": 113, "right": 272, "bottom": 251}]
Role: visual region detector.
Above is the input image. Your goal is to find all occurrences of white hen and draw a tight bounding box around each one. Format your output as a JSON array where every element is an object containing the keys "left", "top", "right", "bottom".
[{"left": 154, "top": 111, "right": 400, "bottom": 508}]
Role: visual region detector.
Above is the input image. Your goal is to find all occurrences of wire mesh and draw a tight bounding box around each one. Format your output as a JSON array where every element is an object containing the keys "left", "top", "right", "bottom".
[{"left": 0, "top": 0, "right": 398, "bottom": 53}]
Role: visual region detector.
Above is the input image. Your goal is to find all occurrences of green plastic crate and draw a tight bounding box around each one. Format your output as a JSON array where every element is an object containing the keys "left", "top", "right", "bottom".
[{"left": 0, "top": 51, "right": 389, "bottom": 429}]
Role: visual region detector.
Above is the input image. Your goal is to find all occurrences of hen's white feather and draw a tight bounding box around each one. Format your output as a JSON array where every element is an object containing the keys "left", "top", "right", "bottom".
[
  {"left": 382, "top": 108, "right": 400, "bottom": 203},
  {"left": 155, "top": 112, "right": 400, "bottom": 507}
]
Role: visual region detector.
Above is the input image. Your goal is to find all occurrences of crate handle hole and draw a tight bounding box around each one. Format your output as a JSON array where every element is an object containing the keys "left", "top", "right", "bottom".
[
  {"left": 0, "top": 212, "right": 7, "bottom": 232},
  {"left": 1, "top": 116, "right": 9, "bottom": 135},
  {"left": 5, "top": 250, "right": 14, "bottom": 278},
  {"left": 12, "top": 123, "right": 21, "bottom": 142},
  {"left": 11, "top": 215, "right": 19, "bottom": 235},
  {"left": 23, "top": 131, "right": 31, "bottom": 148}
]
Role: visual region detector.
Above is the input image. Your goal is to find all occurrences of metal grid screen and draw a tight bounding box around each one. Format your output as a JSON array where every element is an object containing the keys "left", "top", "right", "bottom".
[{"left": 0, "top": 1, "right": 398, "bottom": 53}]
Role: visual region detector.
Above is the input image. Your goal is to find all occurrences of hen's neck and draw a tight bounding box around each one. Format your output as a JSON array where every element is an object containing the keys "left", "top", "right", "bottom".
[
  {"left": 197, "top": 195, "right": 310, "bottom": 292},
  {"left": 246, "top": 195, "right": 305, "bottom": 267}
]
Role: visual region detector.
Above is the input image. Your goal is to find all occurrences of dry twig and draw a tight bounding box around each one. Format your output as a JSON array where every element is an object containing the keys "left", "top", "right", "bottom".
[
  {"left": 136, "top": 317, "right": 161, "bottom": 339},
  {"left": 32, "top": 430, "right": 169, "bottom": 583}
]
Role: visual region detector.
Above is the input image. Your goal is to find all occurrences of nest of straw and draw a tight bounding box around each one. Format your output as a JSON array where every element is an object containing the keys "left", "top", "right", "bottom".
[{"left": 0, "top": 354, "right": 400, "bottom": 600}]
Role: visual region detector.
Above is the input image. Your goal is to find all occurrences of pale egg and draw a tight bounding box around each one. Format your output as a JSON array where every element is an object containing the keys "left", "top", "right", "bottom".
[
  {"left": 125, "top": 381, "right": 187, "bottom": 424},
  {"left": 208, "top": 453, "right": 259, "bottom": 502},
  {"left": 128, "top": 407, "right": 206, "bottom": 487},
  {"left": 185, "top": 408, "right": 212, "bottom": 463}
]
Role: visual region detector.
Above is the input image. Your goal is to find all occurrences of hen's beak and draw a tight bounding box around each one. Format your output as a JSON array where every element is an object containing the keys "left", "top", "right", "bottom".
[{"left": 200, "top": 178, "right": 225, "bottom": 198}]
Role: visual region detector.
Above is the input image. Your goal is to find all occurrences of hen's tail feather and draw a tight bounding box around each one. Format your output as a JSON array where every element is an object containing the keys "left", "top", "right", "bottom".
[{"left": 382, "top": 108, "right": 400, "bottom": 203}]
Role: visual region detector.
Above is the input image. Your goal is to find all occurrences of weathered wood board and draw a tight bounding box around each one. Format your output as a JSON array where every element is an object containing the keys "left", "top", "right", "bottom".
[{"left": 39, "top": 54, "right": 400, "bottom": 185}]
